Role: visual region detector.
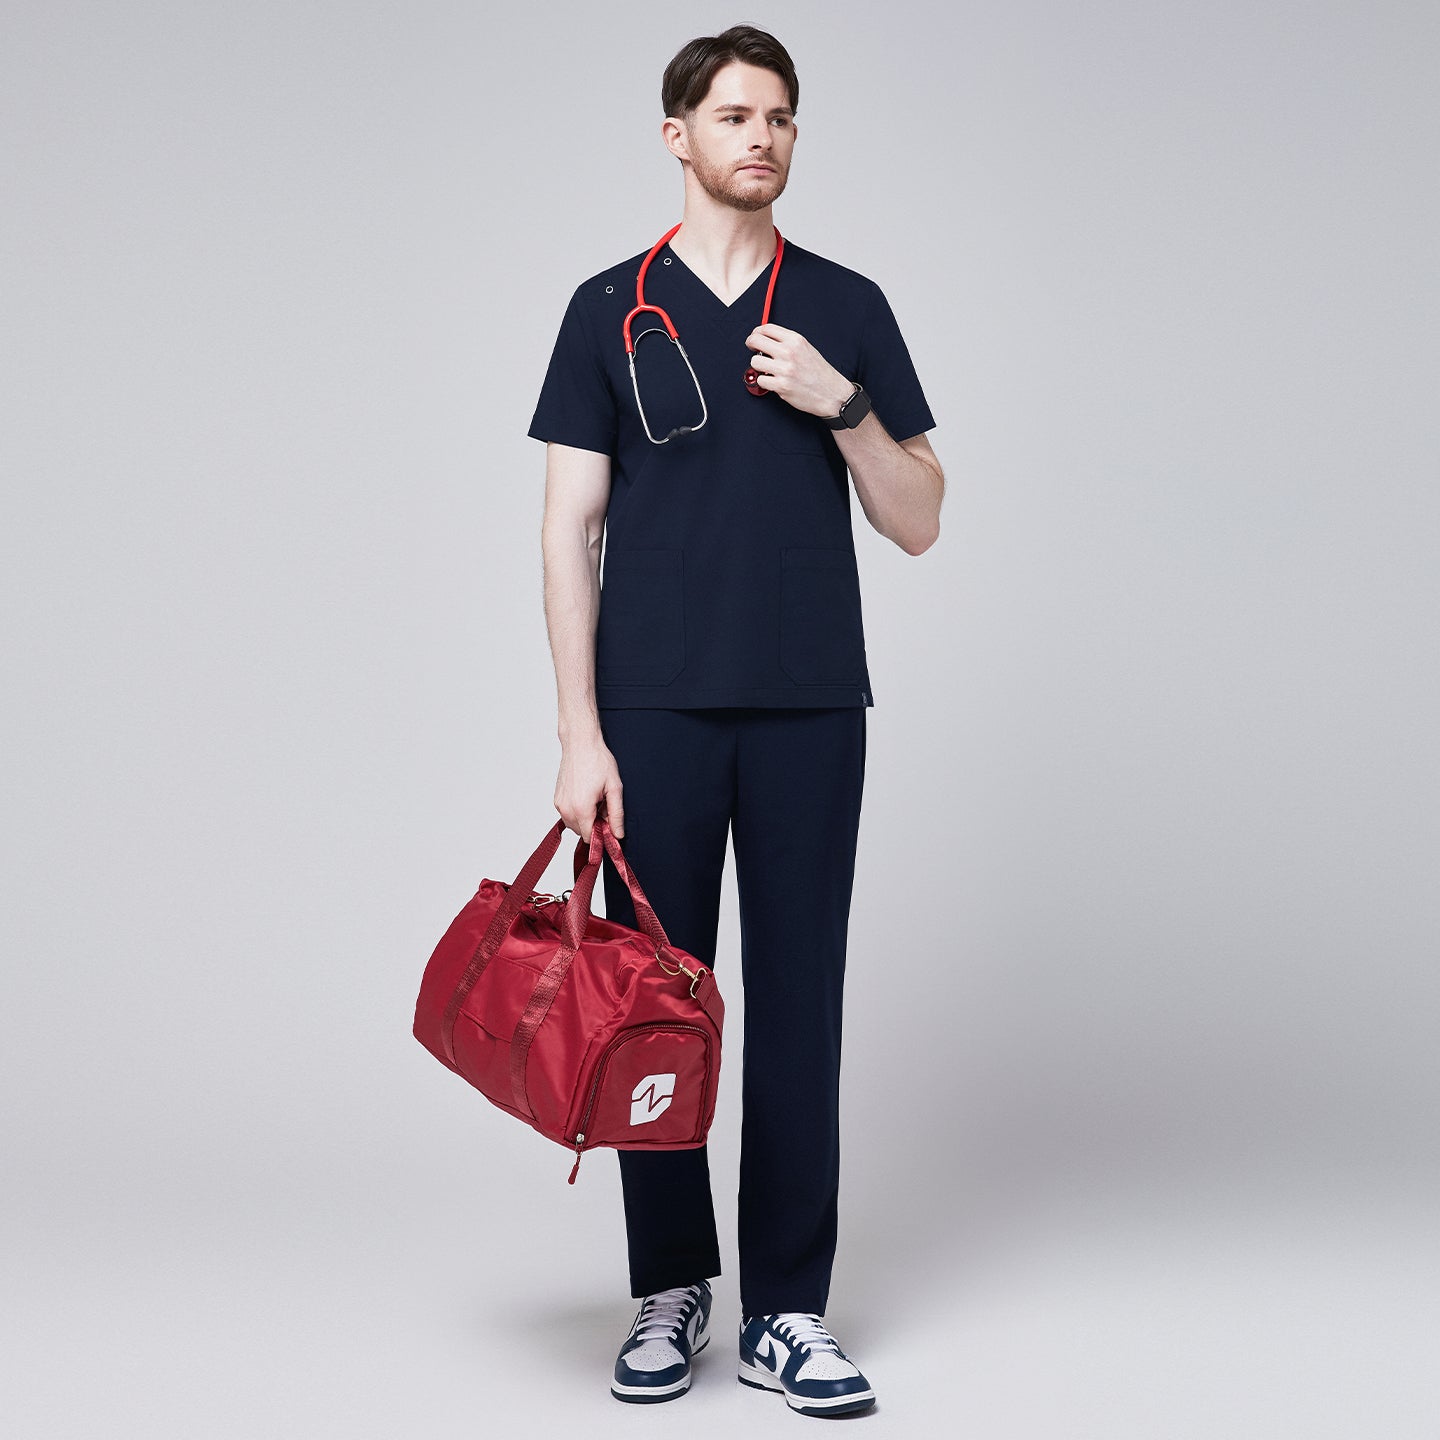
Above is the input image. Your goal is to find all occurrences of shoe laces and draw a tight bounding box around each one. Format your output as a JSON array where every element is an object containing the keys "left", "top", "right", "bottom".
[
  {"left": 768, "top": 1311, "right": 842, "bottom": 1354},
  {"left": 633, "top": 1283, "right": 704, "bottom": 1344}
]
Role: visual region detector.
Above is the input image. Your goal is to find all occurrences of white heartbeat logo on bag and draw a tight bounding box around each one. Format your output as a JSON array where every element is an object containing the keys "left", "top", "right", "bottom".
[{"left": 630, "top": 1073, "right": 676, "bottom": 1126}]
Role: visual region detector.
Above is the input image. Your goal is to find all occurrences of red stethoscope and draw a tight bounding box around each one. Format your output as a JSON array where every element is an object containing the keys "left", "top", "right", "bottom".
[{"left": 623, "top": 220, "right": 786, "bottom": 444}]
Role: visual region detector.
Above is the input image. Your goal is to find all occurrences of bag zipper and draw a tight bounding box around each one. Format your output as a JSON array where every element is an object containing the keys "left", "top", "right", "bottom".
[{"left": 566, "top": 1021, "right": 711, "bottom": 1184}]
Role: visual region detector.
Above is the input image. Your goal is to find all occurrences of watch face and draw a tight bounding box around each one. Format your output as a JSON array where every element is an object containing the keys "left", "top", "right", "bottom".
[{"left": 843, "top": 387, "right": 871, "bottom": 427}]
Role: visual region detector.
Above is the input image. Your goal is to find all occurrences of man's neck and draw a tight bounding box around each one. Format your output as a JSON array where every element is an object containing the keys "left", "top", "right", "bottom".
[{"left": 666, "top": 194, "right": 777, "bottom": 304}]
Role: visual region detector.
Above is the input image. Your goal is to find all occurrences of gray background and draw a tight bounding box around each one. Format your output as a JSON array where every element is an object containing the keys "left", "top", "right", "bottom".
[{"left": 3, "top": 0, "right": 1436, "bottom": 1434}]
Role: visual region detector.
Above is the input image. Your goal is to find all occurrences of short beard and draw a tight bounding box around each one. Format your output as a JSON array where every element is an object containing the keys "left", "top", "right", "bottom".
[{"left": 686, "top": 143, "right": 786, "bottom": 213}]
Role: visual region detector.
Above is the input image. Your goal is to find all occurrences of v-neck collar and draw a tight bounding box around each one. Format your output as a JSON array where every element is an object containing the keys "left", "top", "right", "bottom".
[{"left": 663, "top": 242, "right": 776, "bottom": 316}]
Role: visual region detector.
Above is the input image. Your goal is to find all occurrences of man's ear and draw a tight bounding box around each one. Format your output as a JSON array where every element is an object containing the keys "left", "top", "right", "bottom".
[{"left": 661, "top": 116, "right": 690, "bottom": 165}]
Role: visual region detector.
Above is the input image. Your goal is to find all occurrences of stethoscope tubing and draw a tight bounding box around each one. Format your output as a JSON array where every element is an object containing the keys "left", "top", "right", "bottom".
[{"left": 624, "top": 221, "right": 785, "bottom": 444}]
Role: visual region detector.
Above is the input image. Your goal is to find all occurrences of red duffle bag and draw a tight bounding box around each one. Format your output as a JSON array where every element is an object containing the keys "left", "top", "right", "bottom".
[{"left": 413, "top": 815, "right": 724, "bottom": 1183}]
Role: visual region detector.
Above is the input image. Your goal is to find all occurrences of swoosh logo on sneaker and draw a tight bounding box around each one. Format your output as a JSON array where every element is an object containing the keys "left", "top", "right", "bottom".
[{"left": 753, "top": 1330, "right": 785, "bottom": 1373}]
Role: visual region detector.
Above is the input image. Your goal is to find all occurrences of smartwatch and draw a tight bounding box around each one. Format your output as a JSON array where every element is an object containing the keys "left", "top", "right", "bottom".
[{"left": 824, "top": 382, "right": 872, "bottom": 430}]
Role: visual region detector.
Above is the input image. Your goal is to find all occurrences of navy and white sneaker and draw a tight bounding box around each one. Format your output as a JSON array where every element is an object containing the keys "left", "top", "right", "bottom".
[
  {"left": 610, "top": 1280, "right": 712, "bottom": 1403},
  {"left": 738, "top": 1311, "right": 876, "bottom": 1417}
]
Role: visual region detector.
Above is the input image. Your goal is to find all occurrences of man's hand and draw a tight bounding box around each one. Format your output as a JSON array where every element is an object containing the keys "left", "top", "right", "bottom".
[
  {"left": 744, "top": 323, "right": 854, "bottom": 419},
  {"left": 555, "top": 728, "right": 625, "bottom": 842}
]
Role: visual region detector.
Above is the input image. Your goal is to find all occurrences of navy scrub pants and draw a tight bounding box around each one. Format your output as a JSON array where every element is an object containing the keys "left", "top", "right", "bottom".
[{"left": 596, "top": 705, "right": 867, "bottom": 1320}]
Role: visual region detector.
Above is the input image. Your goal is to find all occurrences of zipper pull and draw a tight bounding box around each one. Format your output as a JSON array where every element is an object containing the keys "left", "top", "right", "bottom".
[{"left": 567, "top": 1134, "right": 585, "bottom": 1185}]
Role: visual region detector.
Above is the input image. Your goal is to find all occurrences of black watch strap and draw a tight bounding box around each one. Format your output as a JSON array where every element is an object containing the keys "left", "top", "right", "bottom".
[{"left": 824, "top": 382, "right": 872, "bottom": 430}]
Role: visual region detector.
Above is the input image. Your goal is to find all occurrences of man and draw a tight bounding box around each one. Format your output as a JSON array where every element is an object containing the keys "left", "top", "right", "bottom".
[{"left": 528, "top": 25, "right": 942, "bottom": 1418}]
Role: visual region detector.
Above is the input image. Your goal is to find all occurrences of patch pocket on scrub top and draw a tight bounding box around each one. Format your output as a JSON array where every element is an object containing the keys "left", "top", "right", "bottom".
[
  {"left": 779, "top": 547, "right": 866, "bottom": 684},
  {"left": 596, "top": 548, "right": 685, "bottom": 686}
]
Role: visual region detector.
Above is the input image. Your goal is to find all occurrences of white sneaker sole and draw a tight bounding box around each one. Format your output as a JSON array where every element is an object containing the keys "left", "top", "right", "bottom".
[{"left": 737, "top": 1357, "right": 876, "bottom": 1414}]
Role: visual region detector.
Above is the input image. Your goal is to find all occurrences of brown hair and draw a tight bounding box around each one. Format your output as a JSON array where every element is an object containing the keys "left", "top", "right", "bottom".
[{"left": 661, "top": 24, "right": 798, "bottom": 124}]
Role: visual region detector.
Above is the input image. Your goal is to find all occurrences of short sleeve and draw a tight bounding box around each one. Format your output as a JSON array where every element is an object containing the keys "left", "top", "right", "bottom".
[
  {"left": 855, "top": 282, "right": 935, "bottom": 442},
  {"left": 527, "top": 284, "right": 618, "bottom": 456}
]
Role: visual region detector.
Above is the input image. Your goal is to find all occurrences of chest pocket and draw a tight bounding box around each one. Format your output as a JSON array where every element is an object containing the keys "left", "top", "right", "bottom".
[{"left": 753, "top": 394, "right": 831, "bottom": 457}]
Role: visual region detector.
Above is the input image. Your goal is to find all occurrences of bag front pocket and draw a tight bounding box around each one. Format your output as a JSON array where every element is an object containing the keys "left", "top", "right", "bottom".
[
  {"left": 569, "top": 1023, "right": 714, "bottom": 1151},
  {"left": 596, "top": 548, "right": 686, "bottom": 686}
]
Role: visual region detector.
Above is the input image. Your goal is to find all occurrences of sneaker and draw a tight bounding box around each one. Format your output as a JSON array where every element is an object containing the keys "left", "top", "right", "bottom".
[
  {"left": 610, "top": 1280, "right": 713, "bottom": 1403},
  {"left": 737, "top": 1312, "right": 876, "bottom": 1417}
]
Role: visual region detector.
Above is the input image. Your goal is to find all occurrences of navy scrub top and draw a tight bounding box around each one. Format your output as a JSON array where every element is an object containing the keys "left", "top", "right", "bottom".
[{"left": 527, "top": 236, "right": 936, "bottom": 710}]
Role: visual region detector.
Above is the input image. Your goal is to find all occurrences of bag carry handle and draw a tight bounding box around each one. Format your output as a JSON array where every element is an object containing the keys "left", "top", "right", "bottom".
[
  {"left": 439, "top": 818, "right": 570, "bottom": 1066},
  {"left": 563, "top": 815, "right": 674, "bottom": 956},
  {"left": 504, "top": 816, "right": 696, "bottom": 1121},
  {"left": 570, "top": 817, "right": 723, "bottom": 1030},
  {"left": 440, "top": 815, "right": 684, "bottom": 1069}
]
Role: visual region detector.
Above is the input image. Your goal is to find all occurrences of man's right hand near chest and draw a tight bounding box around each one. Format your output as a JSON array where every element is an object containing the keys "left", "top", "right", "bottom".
[{"left": 555, "top": 724, "right": 625, "bottom": 844}]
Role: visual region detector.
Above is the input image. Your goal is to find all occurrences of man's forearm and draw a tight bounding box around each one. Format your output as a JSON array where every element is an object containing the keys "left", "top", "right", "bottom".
[
  {"left": 541, "top": 518, "right": 604, "bottom": 742},
  {"left": 739, "top": 323, "right": 943, "bottom": 556},
  {"left": 829, "top": 396, "right": 942, "bottom": 556}
]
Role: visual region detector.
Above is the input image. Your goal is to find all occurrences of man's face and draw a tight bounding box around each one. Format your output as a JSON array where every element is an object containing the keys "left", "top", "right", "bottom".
[{"left": 677, "top": 60, "right": 796, "bottom": 212}]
